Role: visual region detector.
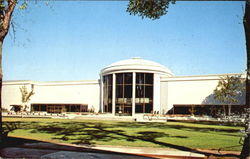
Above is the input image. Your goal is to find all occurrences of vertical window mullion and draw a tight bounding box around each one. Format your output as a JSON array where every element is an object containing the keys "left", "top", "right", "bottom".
[
  {"left": 122, "top": 74, "right": 124, "bottom": 112},
  {"left": 145, "top": 73, "right": 146, "bottom": 113}
]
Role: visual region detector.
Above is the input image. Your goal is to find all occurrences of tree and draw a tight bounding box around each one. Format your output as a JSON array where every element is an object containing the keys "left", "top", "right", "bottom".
[
  {"left": 213, "top": 75, "right": 249, "bottom": 159},
  {"left": 0, "top": 0, "right": 29, "bottom": 142},
  {"left": 127, "top": 0, "right": 175, "bottom": 20},
  {"left": 127, "top": 0, "right": 250, "bottom": 158},
  {"left": 243, "top": 1, "right": 250, "bottom": 157},
  {"left": 0, "top": 0, "right": 17, "bottom": 142},
  {"left": 240, "top": 109, "right": 250, "bottom": 159},
  {"left": 245, "top": 1, "right": 250, "bottom": 107},
  {"left": 19, "top": 85, "right": 34, "bottom": 112},
  {"left": 213, "top": 75, "right": 244, "bottom": 115}
]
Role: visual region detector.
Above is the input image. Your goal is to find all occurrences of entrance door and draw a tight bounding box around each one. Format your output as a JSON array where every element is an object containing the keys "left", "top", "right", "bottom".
[
  {"left": 115, "top": 103, "right": 132, "bottom": 116},
  {"left": 115, "top": 73, "right": 132, "bottom": 116}
]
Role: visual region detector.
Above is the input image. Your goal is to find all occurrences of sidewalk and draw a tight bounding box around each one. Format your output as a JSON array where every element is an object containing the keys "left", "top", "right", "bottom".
[
  {"left": 0, "top": 137, "right": 240, "bottom": 159},
  {"left": 91, "top": 145, "right": 205, "bottom": 158}
]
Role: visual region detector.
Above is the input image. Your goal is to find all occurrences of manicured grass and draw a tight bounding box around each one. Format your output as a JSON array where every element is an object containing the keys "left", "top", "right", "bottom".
[{"left": 3, "top": 117, "right": 244, "bottom": 151}]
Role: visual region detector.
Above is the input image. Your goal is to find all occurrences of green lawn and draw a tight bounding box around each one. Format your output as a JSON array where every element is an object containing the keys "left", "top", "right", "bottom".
[{"left": 2, "top": 117, "right": 244, "bottom": 151}]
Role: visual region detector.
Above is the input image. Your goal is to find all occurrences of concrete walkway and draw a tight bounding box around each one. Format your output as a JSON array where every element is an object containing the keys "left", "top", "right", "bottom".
[
  {"left": 0, "top": 137, "right": 240, "bottom": 159},
  {"left": 91, "top": 145, "right": 205, "bottom": 158}
]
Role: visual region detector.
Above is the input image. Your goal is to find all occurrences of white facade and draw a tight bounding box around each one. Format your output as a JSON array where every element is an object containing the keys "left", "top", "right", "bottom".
[
  {"left": 3, "top": 80, "right": 100, "bottom": 112},
  {"left": 2, "top": 58, "right": 245, "bottom": 116},
  {"left": 160, "top": 74, "right": 245, "bottom": 114}
]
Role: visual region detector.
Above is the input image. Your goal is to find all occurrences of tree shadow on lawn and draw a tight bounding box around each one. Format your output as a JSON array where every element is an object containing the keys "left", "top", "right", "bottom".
[
  {"left": 28, "top": 122, "right": 187, "bottom": 144},
  {"left": 3, "top": 121, "right": 241, "bottom": 158},
  {"left": 90, "top": 124, "right": 240, "bottom": 158},
  {"left": 114, "top": 122, "right": 241, "bottom": 134}
]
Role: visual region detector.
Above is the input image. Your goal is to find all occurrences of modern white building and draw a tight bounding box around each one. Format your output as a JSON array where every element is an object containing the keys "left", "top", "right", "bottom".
[{"left": 2, "top": 57, "right": 245, "bottom": 116}]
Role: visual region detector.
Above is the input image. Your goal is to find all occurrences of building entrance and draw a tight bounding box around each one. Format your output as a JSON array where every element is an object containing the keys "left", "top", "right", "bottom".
[
  {"left": 102, "top": 72, "right": 154, "bottom": 116},
  {"left": 115, "top": 103, "right": 132, "bottom": 116},
  {"left": 115, "top": 73, "right": 132, "bottom": 116}
]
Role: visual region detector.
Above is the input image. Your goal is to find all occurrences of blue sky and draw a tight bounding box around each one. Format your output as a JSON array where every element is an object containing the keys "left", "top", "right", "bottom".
[{"left": 3, "top": 1, "right": 246, "bottom": 81}]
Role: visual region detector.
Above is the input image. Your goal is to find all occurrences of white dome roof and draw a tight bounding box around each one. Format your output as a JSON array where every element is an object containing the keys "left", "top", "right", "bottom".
[{"left": 101, "top": 57, "right": 173, "bottom": 77}]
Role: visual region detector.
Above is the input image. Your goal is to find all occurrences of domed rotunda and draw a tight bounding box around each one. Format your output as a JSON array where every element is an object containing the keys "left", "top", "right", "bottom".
[{"left": 100, "top": 57, "right": 173, "bottom": 116}]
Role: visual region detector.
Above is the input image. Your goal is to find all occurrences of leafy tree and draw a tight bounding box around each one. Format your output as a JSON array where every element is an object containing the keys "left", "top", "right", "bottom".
[
  {"left": 213, "top": 75, "right": 244, "bottom": 115},
  {"left": 19, "top": 85, "right": 34, "bottom": 112},
  {"left": 203, "top": 75, "right": 250, "bottom": 157},
  {"left": 127, "top": 0, "right": 175, "bottom": 20},
  {"left": 214, "top": 75, "right": 250, "bottom": 158},
  {"left": 127, "top": 0, "right": 250, "bottom": 158}
]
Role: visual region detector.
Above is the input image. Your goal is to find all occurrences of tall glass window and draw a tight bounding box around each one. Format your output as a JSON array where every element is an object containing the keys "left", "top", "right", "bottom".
[
  {"left": 103, "top": 74, "right": 113, "bottom": 113},
  {"left": 115, "top": 73, "right": 132, "bottom": 115},
  {"left": 135, "top": 73, "right": 153, "bottom": 113}
]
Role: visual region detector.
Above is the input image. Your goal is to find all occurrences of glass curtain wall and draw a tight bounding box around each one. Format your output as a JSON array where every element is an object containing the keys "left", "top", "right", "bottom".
[
  {"left": 103, "top": 74, "right": 113, "bottom": 113},
  {"left": 115, "top": 73, "right": 132, "bottom": 115},
  {"left": 135, "top": 73, "right": 153, "bottom": 113}
]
